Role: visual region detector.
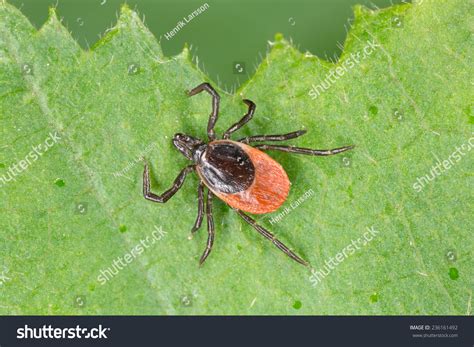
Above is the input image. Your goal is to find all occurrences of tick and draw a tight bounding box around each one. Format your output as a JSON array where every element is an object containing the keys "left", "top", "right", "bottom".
[{"left": 143, "top": 83, "right": 354, "bottom": 266}]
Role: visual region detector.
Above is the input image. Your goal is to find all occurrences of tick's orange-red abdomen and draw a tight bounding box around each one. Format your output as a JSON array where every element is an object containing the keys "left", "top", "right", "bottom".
[{"left": 210, "top": 142, "right": 290, "bottom": 214}]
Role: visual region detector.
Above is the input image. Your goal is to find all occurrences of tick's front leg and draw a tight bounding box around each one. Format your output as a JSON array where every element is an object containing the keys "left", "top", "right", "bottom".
[
  {"left": 239, "top": 130, "right": 306, "bottom": 144},
  {"left": 188, "top": 82, "right": 220, "bottom": 141},
  {"left": 143, "top": 162, "right": 195, "bottom": 203},
  {"left": 223, "top": 99, "right": 256, "bottom": 139}
]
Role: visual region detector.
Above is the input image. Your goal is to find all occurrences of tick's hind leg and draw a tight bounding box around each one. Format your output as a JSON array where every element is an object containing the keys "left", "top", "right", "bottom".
[
  {"left": 236, "top": 210, "right": 308, "bottom": 266},
  {"left": 143, "top": 163, "right": 195, "bottom": 203},
  {"left": 199, "top": 190, "right": 215, "bottom": 265},
  {"left": 223, "top": 99, "right": 256, "bottom": 139},
  {"left": 253, "top": 144, "right": 354, "bottom": 156},
  {"left": 191, "top": 182, "right": 205, "bottom": 234},
  {"left": 188, "top": 82, "right": 220, "bottom": 141},
  {"left": 239, "top": 130, "right": 307, "bottom": 144}
]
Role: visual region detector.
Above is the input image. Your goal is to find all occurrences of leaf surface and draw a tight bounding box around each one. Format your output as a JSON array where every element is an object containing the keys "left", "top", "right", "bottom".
[{"left": 0, "top": 0, "right": 472, "bottom": 314}]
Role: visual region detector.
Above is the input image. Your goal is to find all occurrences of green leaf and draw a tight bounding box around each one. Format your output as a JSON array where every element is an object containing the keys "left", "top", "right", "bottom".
[{"left": 0, "top": 0, "right": 472, "bottom": 314}]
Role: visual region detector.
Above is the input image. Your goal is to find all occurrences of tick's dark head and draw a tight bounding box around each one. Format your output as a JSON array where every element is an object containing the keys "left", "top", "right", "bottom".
[{"left": 172, "top": 133, "right": 205, "bottom": 162}]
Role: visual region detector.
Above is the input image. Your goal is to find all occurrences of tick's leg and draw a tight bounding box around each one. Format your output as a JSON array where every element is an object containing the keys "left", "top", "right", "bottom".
[
  {"left": 199, "top": 190, "right": 215, "bottom": 265},
  {"left": 188, "top": 82, "right": 220, "bottom": 141},
  {"left": 143, "top": 163, "right": 195, "bottom": 203},
  {"left": 253, "top": 144, "right": 354, "bottom": 156},
  {"left": 236, "top": 210, "right": 308, "bottom": 266},
  {"left": 239, "top": 130, "right": 306, "bottom": 144},
  {"left": 223, "top": 99, "right": 256, "bottom": 139},
  {"left": 191, "top": 182, "right": 205, "bottom": 233}
]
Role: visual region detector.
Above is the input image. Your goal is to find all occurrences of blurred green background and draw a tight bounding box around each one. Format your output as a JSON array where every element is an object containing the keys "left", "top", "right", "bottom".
[{"left": 9, "top": 0, "right": 406, "bottom": 89}]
